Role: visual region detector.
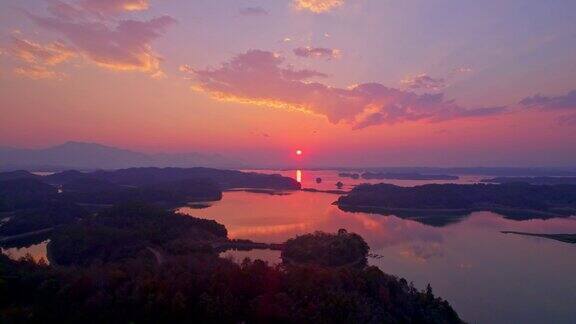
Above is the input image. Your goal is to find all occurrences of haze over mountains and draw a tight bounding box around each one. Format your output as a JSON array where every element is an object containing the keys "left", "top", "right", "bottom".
[
  {"left": 2, "top": 141, "right": 576, "bottom": 175},
  {"left": 0, "top": 142, "right": 244, "bottom": 171}
]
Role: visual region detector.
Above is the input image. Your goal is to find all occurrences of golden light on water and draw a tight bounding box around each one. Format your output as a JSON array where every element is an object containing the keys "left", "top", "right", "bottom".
[{"left": 296, "top": 169, "right": 302, "bottom": 183}]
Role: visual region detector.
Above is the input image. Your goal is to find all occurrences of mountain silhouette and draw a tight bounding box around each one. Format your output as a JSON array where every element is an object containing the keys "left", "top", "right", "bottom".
[{"left": 0, "top": 141, "right": 244, "bottom": 170}]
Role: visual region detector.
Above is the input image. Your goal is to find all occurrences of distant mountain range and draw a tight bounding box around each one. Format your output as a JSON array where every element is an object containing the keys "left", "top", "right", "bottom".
[{"left": 0, "top": 142, "right": 245, "bottom": 171}]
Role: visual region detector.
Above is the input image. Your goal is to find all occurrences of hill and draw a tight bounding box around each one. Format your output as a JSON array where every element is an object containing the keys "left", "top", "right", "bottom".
[{"left": 0, "top": 141, "right": 244, "bottom": 170}]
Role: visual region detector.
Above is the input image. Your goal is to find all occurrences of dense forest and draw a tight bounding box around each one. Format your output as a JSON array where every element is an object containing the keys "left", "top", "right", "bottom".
[
  {"left": 0, "top": 168, "right": 299, "bottom": 239},
  {"left": 337, "top": 183, "right": 576, "bottom": 217},
  {"left": 482, "top": 176, "right": 576, "bottom": 185},
  {"left": 0, "top": 203, "right": 463, "bottom": 323}
]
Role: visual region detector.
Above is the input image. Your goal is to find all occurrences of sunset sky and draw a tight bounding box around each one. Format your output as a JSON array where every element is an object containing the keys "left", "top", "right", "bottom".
[{"left": 1, "top": 0, "right": 575, "bottom": 167}]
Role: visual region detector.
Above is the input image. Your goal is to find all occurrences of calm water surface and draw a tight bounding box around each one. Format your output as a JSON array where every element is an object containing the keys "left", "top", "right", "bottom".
[
  {"left": 242, "top": 169, "right": 488, "bottom": 190},
  {"left": 180, "top": 170, "right": 576, "bottom": 324},
  {"left": 4, "top": 170, "right": 576, "bottom": 323}
]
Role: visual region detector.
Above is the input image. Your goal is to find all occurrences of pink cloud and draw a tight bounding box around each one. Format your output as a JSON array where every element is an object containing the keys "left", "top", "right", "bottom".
[
  {"left": 520, "top": 90, "right": 576, "bottom": 110},
  {"left": 9, "top": 36, "right": 76, "bottom": 66},
  {"left": 14, "top": 64, "right": 65, "bottom": 80},
  {"left": 557, "top": 113, "right": 576, "bottom": 126},
  {"left": 239, "top": 7, "right": 269, "bottom": 16},
  {"left": 45, "top": 0, "right": 149, "bottom": 19},
  {"left": 293, "top": 46, "right": 341, "bottom": 60},
  {"left": 25, "top": 1, "right": 174, "bottom": 76},
  {"left": 401, "top": 73, "right": 445, "bottom": 91},
  {"left": 7, "top": 35, "right": 76, "bottom": 79},
  {"left": 188, "top": 50, "right": 506, "bottom": 128}
]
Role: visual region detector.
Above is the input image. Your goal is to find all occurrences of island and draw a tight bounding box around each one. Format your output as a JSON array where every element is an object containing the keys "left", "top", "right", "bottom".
[
  {"left": 501, "top": 231, "right": 576, "bottom": 244},
  {"left": 0, "top": 201, "right": 463, "bottom": 323},
  {"left": 44, "top": 167, "right": 301, "bottom": 190},
  {"left": 482, "top": 176, "right": 576, "bottom": 185},
  {"left": 339, "top": 172, "right": 360, "bottom": 179},
  {"left": 282, "top": 229, "right": 369, "bottom": 267},
  {"left": 0, "top": 167, "right": 300, "bottom": 242},
  {"left": 361, "top": 172, "right": 459, "bottom": 181},
  {"left": 336, "top": 183, "right": 576, "bottom": 222}
]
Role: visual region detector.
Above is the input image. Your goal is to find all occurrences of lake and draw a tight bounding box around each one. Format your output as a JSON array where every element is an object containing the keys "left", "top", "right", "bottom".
[
  {"left": 180, "top": 169, "right": 576, "bottom": 324},
  {"left": 3, "top": 169, "right": 576, "bottom": 323}
]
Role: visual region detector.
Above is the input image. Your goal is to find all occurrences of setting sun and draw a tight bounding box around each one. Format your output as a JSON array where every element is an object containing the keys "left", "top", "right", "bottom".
[{"left": 295, "top": 149, "right": 303, "bottom": 156}]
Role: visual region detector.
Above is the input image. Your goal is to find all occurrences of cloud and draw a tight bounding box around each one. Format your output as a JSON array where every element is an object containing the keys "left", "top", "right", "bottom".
[
  {"left": 187, "top": 50, "right": 505, "bottom": 129},
  {"left": 294, "top": 0, "right": 345, "bottom": 13},
  {"left": 520, "top": 90, "right": 576, "bottom": 110},
  {"left": 293, "top": 46, "right": 341, "bottom": 60},
  {"left": 239, "top": 7, "right": 269, "bottom": 16},
  {"left": 179, "top": 64, "right": 193, "bottom": 73},
  {"left": 7, "top": 35, "right": 76, "bottom": 79},
  {"left": 452, "top": 67, "right": 473, "bottom": 74},
  {"left": 46, "top": 0, "right": 148, "bottom": 19},
  {"left": 14, "top": 64, "right": 65, "bottom": 80},
  {"left": 401, "top": 73, "right": 445, "bottom": 91},
  {"left": 557, "top": 113, "right": 576, "bottom": 126},
  {"left": 81, "top": 0, "right": 149, "bottom": 14},
  {"left": 26, "top": 3, "right": 175, "bottom": 76},
  {"left": 9, "top": 36, "right": 76, "bottom": 66}
]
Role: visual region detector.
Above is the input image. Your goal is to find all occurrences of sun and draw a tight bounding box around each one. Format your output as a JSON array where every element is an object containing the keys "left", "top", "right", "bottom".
[{"left": 296, "top": 149, "right": 303, "bottom": 156}]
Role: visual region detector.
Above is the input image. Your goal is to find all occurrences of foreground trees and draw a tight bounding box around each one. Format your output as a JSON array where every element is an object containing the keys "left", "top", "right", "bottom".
[
  {"left": 0, "top": 254, "right": 462, "bottom": 323},
  {"left": 282, "top": 230, "right": 369, "bottom": 267},
  {"left": 0, "top": 203, "right": 462, "bottom": 323}
]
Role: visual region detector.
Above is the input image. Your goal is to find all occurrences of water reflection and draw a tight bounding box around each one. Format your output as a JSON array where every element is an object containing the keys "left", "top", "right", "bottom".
[
  {"left": 245, "top": 169, "right": 487, "bottom": 190},
  {"left": 181, "top": 190, "right": 576, "bottom": 324},
  {"left": 1, "top": 240, "right": 49, "bottom": 264}
]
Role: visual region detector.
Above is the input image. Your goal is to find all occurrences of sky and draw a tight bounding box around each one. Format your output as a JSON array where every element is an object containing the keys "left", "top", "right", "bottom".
[{"left": 0, "top": 0, "right": 575, "bottom": 167}]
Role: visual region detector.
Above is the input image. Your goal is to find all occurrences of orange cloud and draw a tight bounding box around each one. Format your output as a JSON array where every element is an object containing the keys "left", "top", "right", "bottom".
[
  {"left": 14, "top": 64, "right": 65, "bottom": 80},
  {"left": 10, "top": 36, "right": 76, "bottom": 66},
  {"left": 81, "top": 0, "right": 149, "bottom": 14},
  {"left": 294, "top": 0, "right": 345, "bottom": 13},
  {"left": 188, "top": 50, "right": 506, "bottom": 129},
  {"left": 8, "top": 35, "right": 76, "bottom": 79}
]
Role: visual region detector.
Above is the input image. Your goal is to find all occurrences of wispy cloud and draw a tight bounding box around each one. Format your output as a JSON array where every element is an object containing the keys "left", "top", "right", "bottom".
[
  {"left": 25, "top": 1, "right": 175, "bottom": 77},
  {"left": 9, "top": 35, "right": 76, "bottom": 66},
  {"left": 7, "top": 35, "right": 76, "bottom": 79},
  {"left": 557, "top": 113, "right": 576, "bottom": 126},
  {"left": 293, "top": 0, "right": 345, "bottom": 13},
  {"left": 239, "top": 6, "right": 269, "bottom": 16},
  {"left": 46, "top": 0, "right": 149, "bottom": 19},
  {"left": 520, "top": 90, "right": 576, "bottom": 110},
  {"left": 186, "top": 50, "right": 505, "bottom": 129},
  {"left": 401, "top": 74, "right": 445, "bottom": 91},
  {"left": 293, "top": 46, "right": 341, "bottom": 60},
  {"left": 14, "top": 64, "right": 65, "bottom": 80},
  {"left": 452, "top": 67, "right": 473, "bottom": 74},
  {"left": 81, "top": 0, "right": 149, "bottom": 14}
]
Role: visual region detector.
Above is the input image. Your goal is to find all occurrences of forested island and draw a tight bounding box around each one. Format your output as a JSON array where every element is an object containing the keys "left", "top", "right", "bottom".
[
  {"left": 360, "top": 172, "right": 459, "bottom": 181},
  {"left": 339, "top": 172, "right": 361, "bottom": 179},
  {"left": 338, "top": 172, "right": 459, "bottom": 181},
  {"left": 0, "top": 168, "right": 299, "bottom": 240},
  {"left": 482, "top": 176, "right": 576, "bottom": 185},
  {"left": 0, "top": 201, "right": 462, "bottom": 323},
  {"left": 337, "top": 183, "right": 576, "bottom": 220},
  {"left": 501, "top": 231, "right": 576, "bottom": 244}
]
